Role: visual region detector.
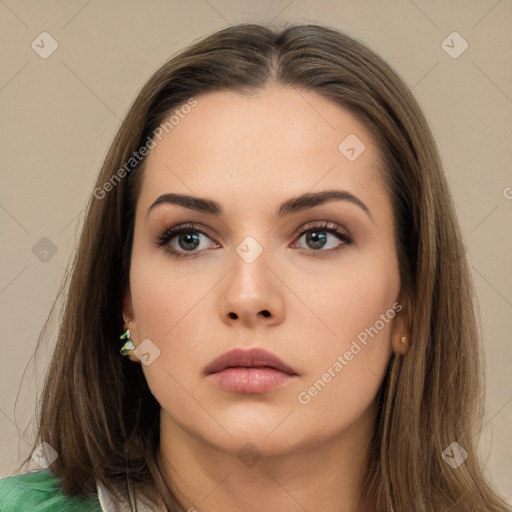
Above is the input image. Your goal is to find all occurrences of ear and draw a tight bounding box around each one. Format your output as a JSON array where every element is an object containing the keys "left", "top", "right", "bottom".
[
  {"left": 122, "top": 288, "right": 140, "bottom": 363},
  {"left": 122, "top": 288, "right": 135, "bottom": 326},
  {"left": 390, "top": 291, "right": 410, "bottom": 355}
]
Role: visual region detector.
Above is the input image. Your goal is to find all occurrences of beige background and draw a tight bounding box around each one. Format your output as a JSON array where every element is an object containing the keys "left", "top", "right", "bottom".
[{"left": 1, "top": 0, "right": 511, "bottom": 502}]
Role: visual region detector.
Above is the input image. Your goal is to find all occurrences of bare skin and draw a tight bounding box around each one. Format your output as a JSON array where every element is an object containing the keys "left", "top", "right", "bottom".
[{"left": 122, "top": 85, "right": 408, "bottom": 512}]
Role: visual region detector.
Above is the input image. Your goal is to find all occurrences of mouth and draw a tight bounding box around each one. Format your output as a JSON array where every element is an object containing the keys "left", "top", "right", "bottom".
[{"left": 204, "top": 347, "right": 298, "bottom": 394}]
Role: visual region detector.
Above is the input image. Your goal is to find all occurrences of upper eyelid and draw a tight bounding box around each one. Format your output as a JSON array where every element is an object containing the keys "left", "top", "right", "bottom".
[{"left": 297, "top": 220, "right": 351, "bottom": 236}]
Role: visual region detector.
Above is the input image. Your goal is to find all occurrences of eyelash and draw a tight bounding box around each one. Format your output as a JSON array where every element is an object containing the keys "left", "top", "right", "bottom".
[{"left": 155, "top": 221, "right": 353, "bottom": 259}]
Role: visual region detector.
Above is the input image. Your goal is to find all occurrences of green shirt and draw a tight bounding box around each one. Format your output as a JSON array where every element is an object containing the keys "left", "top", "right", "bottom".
[
  {"left": 0, "top": 470, "right": 168, "bottom": 511},
  {"left": 0, "top": 470, "right": 102, "bottom": 511}
]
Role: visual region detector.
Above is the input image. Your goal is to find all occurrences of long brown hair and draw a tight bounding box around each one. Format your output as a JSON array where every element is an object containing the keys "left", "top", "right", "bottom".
[{"left": 19, "top": 23, "right": 509, "bottom": 511}]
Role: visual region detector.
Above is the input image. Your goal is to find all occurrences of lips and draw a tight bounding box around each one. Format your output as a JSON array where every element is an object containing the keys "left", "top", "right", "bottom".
[
  {"left": 204, "top": 347, "right": 297, "bottom": 376},
  {"left": 204, "top": 347, "right": 298, "bottom": 394}
]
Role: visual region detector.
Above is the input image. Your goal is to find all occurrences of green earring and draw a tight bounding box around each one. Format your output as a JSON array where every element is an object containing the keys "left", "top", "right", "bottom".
[{"left": 120, "top": 329, "right": 136, "bottom": 356}]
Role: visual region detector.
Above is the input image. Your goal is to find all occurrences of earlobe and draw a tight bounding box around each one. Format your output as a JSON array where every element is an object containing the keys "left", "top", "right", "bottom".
[
  {"left": 392, "top": 327, "right": 409, "bottom": 355},
  {"left": 121, "top": 290, "right": 140, "bottom": 363},
  {"left": 394, "top": 334, "right": 409, "bottom": 355},
  {"left": 391, "top": 294, "right": 410, "bottom": 355},
  {"left": 120, "top": 328, "right": 141, "bottom": 363}
]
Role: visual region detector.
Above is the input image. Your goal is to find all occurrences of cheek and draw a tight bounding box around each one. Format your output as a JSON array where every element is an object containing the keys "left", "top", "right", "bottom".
[
  {"left": 128, "top": 241, "right": 216, "bottom": 384},
  {"left": 295, "top": 250, "right": 400, "bottom": 403},
  {"left": 295, "top": 262, "right": 399, "bottom": 428},
  {"left": 128, "top": 248, "right": 208, "bottom": 421},
  {"left": 129, "top": 261, "right": 172, "bottom": 338},
  {"left": 306, "top": 250, "right": 400, "bottom": 343},
  {"left": 128, "top": 230, "right": 206, "bottom": 337}
]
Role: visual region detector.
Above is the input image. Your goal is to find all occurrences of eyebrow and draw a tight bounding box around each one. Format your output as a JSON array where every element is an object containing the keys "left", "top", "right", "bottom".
[{"left": 147, "top": 189, "right": 372, "bottom": 221}]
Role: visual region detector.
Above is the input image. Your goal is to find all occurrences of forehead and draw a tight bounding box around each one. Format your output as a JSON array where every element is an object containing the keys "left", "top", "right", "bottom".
[{"left": 137, "top": 86, "right": 386, "bottom": 216}]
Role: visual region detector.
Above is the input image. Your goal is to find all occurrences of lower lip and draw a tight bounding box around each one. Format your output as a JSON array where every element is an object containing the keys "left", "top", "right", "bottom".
[{"left": 208, "top": 367, "right": 296, "bottom": 393}]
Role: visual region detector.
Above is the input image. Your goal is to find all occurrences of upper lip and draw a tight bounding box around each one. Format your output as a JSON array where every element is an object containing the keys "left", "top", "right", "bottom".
[{"left": 204, "top": 347, "right": 298, "bottom": 375}]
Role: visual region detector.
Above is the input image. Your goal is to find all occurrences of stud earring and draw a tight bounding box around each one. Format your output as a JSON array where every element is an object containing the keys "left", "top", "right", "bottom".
[
  {"left": 120, "top": 329, "right": 136, "bottom": 356},
  {"left": 400, "top": 336, "right": 407, "bottom": 344}
]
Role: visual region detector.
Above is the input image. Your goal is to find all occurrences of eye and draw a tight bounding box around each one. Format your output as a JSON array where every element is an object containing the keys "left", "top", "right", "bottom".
[
  {"left": 155, "top": 223, "right": 219, "bottom": 259},
  {"left": 293, "top": 221, "right": 353, "bottom": 255},
  {"left": 155, "top": 221, "right": 353, "bottom": 259}
]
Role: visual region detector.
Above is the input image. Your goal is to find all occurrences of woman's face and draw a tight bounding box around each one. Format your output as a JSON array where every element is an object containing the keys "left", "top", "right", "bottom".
[{"left": 123, "top": 85, "right": 406, "bottom": 456}]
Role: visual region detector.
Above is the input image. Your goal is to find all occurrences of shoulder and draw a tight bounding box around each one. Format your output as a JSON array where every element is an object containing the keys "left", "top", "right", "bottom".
[{"left": 0, "top": 470, "right": 102, "bottom": 512}]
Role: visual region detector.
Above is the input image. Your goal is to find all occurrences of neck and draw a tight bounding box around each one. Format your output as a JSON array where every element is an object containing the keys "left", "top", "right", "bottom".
[{"left": 156, "top": 405, "right": 378, "bottom": 512}]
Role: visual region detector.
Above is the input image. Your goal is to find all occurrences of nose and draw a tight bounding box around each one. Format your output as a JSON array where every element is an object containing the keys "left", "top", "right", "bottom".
[{"left": 218, "top": 248, "right": 285, "bottom": 328}]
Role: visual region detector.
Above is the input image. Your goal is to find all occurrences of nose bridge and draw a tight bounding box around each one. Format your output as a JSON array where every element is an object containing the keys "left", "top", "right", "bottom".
[
  {"left": 230, "top": 233, "right": 271, "bottom": 301},
  {"left": 219, "top": 232, "right": 285, "bottom": 326}
]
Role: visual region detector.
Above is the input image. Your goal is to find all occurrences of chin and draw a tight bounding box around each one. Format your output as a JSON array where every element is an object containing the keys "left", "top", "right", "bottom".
[
  {"left": 208, "top": 431, "right": 303, "bottom": 460},
  {"left": 186, "top": 413, "right": 302, "bottom": 456}
]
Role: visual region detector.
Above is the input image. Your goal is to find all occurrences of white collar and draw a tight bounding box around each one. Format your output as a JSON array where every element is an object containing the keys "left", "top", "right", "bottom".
[{"left": 96, "top": 478, "right": 166, "bottom": 511}]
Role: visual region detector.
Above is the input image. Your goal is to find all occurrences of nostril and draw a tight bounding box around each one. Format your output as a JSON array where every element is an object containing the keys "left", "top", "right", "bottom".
[{"left": 260, "top": 310, "right": 271, "bottom": 317}]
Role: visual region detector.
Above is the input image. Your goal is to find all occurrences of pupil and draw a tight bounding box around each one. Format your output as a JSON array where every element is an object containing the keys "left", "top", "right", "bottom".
[
  {"left": 307, "top": 231, "right": 327, "bottom": 249},
  {"left": 179, "top": 233, "right": 200, "bottom": 251}
]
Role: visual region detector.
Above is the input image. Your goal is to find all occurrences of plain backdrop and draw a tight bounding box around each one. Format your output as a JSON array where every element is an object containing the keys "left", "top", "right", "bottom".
[{"left": 1, "top": 0, "right": 511, "bottom": 503}]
